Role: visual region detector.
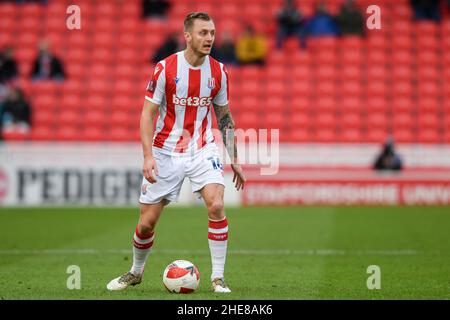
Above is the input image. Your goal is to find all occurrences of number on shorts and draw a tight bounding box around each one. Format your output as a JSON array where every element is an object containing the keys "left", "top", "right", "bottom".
[{"left": 207, "top": 156, "right": 223, "bottom": 170}]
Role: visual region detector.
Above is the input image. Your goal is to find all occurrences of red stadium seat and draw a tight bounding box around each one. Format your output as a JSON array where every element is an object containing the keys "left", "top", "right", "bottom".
[
  {"left": 418, "top": 129, "right": 441, "bottom": 143},
  {"left": 30, "top": 81, "right": 60, "bottom": 96},
  {"left": 416, "top": 34, "right": 438, "bottom": 51},
  {"left": 316, "top": 66, "right": 337, "bottom": 80},
  {"left": 290, "top": 80, "right": 311, "bottom": 96},
  {"left": 416, "top": 66, "right": 439, "bottom": 81},
  {"left": 392, "top": 112, "right": 414, "bottom": 130},
  {"left": 316, "top": 113, "right": 336, "bottom": 128},
  {"left": 366, "top": 50, "right": 387, "bottom": 65},
  {"left": 392, "top": 128, "right": 415, "bottom": 143},
  {"left": 366, "top": 113, "right": 388, "bottom": 130},
  {"left": 417, "top": 51, "right": 438, "bottom": 66},
  {"left": 110, "top": 111, "right": 132, "bottom": 127},
  {"left": 315, "top": 97, "right": 336, "bottom": 113},
  {"left": 417, "top": 97, "right": 439, "bottom": 113},
  {"left": 84, "top": 111, "right": 105, "bottom": 126},
  {"left": 291, "top": 97, "right": 310, "bottom": 113},
  {"left": 418, "top": 113, "right": 440, "bottom": 129},
  {"left": 30, "top": 126, "right": 54, "bottom": 141},
  {"left": 341, "top": 49, "right": 362, "bottom": 65},
  {"left": 316, "top": 51, "right": 338, "bottom": 66},
  {"left": 237, "top": 112, "right": 259, "bottom": 129},
  {"left": 85, "top": 95, "right": 107, "bottom": 110},
  {"left": 290, "top": 128, "right": 312, "bottom": 142},
  {"left": 392, "top": 97, "right": 413, "bottom": 113},
  {"left": 315, "top": 81, "right": 336, "bottom": 97},
  {"left": 392, "top": 50, "right": 413, "bottom": 67},
  {"left": 33, "top": 94, "right": 58, "bottom": 111},
  {"left": 291, "top": 113, "right": 310, "bottom": 128},
  {"left": 341, "top": 128, "right": 363, "bottom": 143},
  {"left": 58, "top": 110, "right": 81, "bottom": 126},
  {"left": 316, "top": 128, "right": 336, "bottom": 143},
  {"left": 341, "top": 97, "right": 361, "bottom": 113},
  {"left": 55, "top": 125, "right": 80, "bottom": 141},
  {"left": 61, "top": 94, "right": 82, "bottom": 110},
  {"left": 266, "top": 81, "right": 285, "bottom": 97},
  {"left": 415, "top": 21, "right": 439, "bottom": 34},
  {"left": 265, "top": 113, "right": 285, "bottom": 129},
  {"left": 367, "top": 34, "right": 387, "bottom": 50},
  {"left": 392, "top": 66, "right": 413, "bottom": 82},
  {"left": 341, "top": 113, "right": 361, "bottom": 129},
  {"left": 418, "top": 82, "right": 439, "bottom": 99},
  {"left": 240, "top": 82, "right": 260, "bottom": 96},
  {"left": 342, "top": 81, "right": 361, "bottom": 97},
  {"left": 265, "top": 97, "right": 285, "bottom": 112},
  {"left": 366, "top": 81, "right": 387, "bottom": 97},
  {"left": 391, "top": 20, "right": 413, "bottom": 36},
  {"left": 291, "top": 66, "right": 312, "bottom": 80},
  {"left": 340, "top": 36, "right": 363, "bottom": 50},
  {"left": 32, "top": 110, "right": 56, "bottom": 127},
  {"left": 108, "top": 127, "right": 133, "bottom": 141},
  {"left": 291, "top": 51, "right": 312, "bottom": 65},
  {"left": 266, "top": 66, "right": 285, "bottom": 81},
  {"left": 340, "top": 66, "right": 361, "bottom": 81},
  {"left": 392, "top": 81, "right": 413, "bottom": 98},
  {"left": 366, "top": 97, "right": 387, "bottom": 113},
  {"left": 366, "top": 129, "right": 389, "bottom": 143}
]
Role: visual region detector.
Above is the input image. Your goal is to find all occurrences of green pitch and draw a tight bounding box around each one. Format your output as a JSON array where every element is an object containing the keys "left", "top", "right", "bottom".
[{"left": 0, "top": 206, "right": 449, "bottom": 300}]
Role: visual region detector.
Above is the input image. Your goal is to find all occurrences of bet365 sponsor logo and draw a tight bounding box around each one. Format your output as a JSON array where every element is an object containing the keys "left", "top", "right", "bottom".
[{"left": 173, "top": 95, "right": 213, "bottom": 107}]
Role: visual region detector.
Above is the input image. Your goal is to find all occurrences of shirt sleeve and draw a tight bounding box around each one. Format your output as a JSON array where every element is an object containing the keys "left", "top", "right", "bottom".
[
  {"left": 144, "top": 61, "right": 165, "bottom": 105},
  {"left": 213, "top": 63, "right": 229, "bottom": 107}
]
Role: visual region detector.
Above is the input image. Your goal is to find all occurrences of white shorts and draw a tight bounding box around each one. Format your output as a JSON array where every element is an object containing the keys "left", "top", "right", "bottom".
[{"left": 139, "top": 143, "right": 225, "bottom": 204}]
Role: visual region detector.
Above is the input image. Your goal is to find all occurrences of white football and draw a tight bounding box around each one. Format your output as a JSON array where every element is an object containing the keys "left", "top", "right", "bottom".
[{"left": 163, "top": 260, "right": 200, "bottom": 293}]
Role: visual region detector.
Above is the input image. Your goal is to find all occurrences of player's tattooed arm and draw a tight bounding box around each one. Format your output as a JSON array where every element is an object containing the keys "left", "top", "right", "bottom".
[
  {"left": 214, "top": 103, "right": 246, "bottom": 190},
  {"left": 214, "top": 103, "right": 238, "bottom": 163}
]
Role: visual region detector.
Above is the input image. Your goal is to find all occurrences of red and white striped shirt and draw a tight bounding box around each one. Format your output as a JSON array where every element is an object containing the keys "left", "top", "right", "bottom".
[{"left": 145, "top": 51, "right": 229, "bottom": 155}]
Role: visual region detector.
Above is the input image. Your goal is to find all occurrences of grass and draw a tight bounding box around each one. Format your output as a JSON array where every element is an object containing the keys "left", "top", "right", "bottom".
[{"left": 0, "top": 206, "right": 449, "bottom": 299}]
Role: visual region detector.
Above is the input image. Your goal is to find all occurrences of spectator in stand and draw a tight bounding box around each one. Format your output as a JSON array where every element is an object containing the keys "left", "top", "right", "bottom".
[
  {"left": 211, "top": 31, "right": 237, "bottom": 65},
  {"left": 235, "top": 25, "right": 268, "bottom": 66},
  {"left": 0, "top": 47, "right": 18, "bottom": 84},
  {"left": 0, "top": 87, "right": 32, "bottom": 134},
  {"left": 336, "top": 0, "right": 365, "bottom": 37},
  {"left": 151, "top": 33, "right": 182, "bottom": 64},
  {"left": 142, "top": 0, "right": 171, "bottom": 19},
  {"left": 373, "top": 138, "right": 403, "bottom": 171},
  {"left": 276, "top": 0, "right": 306, "bottom": 49},
  {"left": 0, "top": 47, "right": 18, "bottom": 83},
  {"left": 304, "top": 2, "right": 340, "bottom": 38},
  {"left": 31, "top": 41, "right": 65, "bottom": 81},
  {"left": 410, "top": 0, "right": 441, "bottom": 22}
]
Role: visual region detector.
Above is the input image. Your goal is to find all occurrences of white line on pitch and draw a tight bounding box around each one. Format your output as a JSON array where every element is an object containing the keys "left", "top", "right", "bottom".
[{"left": 0, "top": 248, "right": 442, "bottom": 256}]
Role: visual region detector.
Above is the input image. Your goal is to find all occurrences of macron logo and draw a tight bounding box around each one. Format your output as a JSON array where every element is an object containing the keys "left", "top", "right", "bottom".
[{"left": 173, "top": 95, "right": 212, "bottom": 107}]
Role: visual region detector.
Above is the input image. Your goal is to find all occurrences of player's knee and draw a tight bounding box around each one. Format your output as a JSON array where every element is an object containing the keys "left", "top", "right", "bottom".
[
  {"left": 207, "top": 199, "right": 224, "bottom": 217},
  {"left": 138, "top": 213, "right": 158, "bottom": 233},
  {"left": 138, "top": 221, "right": 155, "bottom": 234}
]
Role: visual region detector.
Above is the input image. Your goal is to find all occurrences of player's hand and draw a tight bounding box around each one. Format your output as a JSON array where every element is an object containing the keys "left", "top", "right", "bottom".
[
  {"left": 231, "top": 164, "right": 246, "bottom": 191},
  {"left": 143, "top": 155, "right": 158, "bottom": 183}
]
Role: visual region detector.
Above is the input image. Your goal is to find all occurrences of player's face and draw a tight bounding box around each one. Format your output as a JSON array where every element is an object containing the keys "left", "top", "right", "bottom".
[{"left": 186, "top": 19, "right": 215, "bottom": 56}]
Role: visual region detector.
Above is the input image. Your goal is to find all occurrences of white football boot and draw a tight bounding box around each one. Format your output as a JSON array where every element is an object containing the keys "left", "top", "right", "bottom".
[
  {"left": 211, "top": 278, "right": 231, "bottom": 293},
  {"left": 106, "top": 272, "right": 142, "bottom": 291}
]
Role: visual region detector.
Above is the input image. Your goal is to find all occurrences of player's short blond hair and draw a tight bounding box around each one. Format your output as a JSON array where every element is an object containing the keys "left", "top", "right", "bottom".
[{"left": 184, "top": 12, "right": 212, "bottom": 32}]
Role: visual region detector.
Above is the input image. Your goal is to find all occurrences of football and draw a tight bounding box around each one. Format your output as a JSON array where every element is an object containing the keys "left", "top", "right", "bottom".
[{"left": 162, "top": 260, "right": 200, "bottom": 293}]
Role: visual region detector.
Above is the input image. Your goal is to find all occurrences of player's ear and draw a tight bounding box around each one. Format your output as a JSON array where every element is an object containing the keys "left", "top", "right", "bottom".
[{"left": 184, "top": 31, "right": 191, "bottom": 43}]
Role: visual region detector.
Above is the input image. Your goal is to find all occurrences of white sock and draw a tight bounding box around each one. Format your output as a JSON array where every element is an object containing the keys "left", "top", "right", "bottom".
[
  {"left": 130, "top": 226, "right": 154, "bottom": 276},
  {"left": 208, "top": 217, "right": 228, "bottom": 281}
]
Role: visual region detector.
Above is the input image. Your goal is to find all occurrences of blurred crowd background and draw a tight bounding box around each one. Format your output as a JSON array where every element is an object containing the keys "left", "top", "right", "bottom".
[{"left": 0, "top": 0, "right": 449, "bottom": 156}]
